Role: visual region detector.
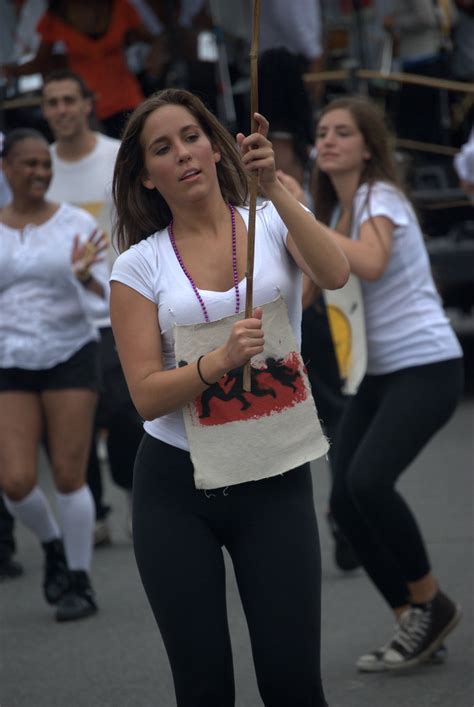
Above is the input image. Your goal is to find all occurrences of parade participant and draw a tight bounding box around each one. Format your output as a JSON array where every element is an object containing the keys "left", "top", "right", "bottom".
[
  {"left": 42, "top": 69, "right": 143, "bottom": 544},
  {"left": 1, "top": 0, "right": 167, "bottom": 137},
  {"left": 0, "top": 128, "right": 109, "bottom": 621},
  {"left": 313, "top": 96, "right": 463, "bottom": 671},
  {"left": 0, "top": 131, "right": 23, "bottom": 581},
  {"left": 110, "top": 88, "right": 349, "bottom": 706},
  {"left": 257, "top": 47, "right": 359, "bottom": 571},
  {"left": 454, "top": 127, "right": 474, "bottom": 202}
]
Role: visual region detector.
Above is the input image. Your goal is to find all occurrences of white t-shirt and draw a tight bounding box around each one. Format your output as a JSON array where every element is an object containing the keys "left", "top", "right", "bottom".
[
  {"left": 349, "top": 181, "right": 462, "bottom": 374},
  {"left": 48, "top": 133, "right": 120, "bottom": 326},
  {"left": 0, "top": 203, "right": 109, "bottom": 369},
  {"left": 111, "top": 200, "right": 302, "bottom": 450},
  {"left": 259, "top": 0, "right": 323, "bottom": 61}
]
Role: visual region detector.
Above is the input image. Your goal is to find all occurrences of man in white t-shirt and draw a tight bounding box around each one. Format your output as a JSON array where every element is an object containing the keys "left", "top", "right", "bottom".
[{"left": 42, "top": 69, "right": 143, "bottom": 544}]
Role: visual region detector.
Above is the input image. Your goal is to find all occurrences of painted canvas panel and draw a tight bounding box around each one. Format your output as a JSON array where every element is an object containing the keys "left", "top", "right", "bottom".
[
  {"left": 324, "top": 274, "right": 367, "bottom": 395},
  {"left": 174, "top": 297, "right": 329, "bottom": 489}
]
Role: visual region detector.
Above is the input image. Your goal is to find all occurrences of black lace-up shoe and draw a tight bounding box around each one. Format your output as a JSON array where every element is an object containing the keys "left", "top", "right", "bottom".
[
  {"left": 42, "top": 538, "right": 70, "bottom": 604},
  {"left": 55, "top": 570, "right": 98, "bottom": 622},
  {"left": 327, "top": 511, "right": 360, "bottom": 571},
  {"left": 0, "top": 556, "right": 24, "bottom": 581},
  {"left": 383, "top": 590, "right": 461, "bottom": 670}
]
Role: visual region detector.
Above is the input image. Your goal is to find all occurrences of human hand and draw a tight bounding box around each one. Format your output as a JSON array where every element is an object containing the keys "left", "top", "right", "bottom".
[
  {"left": 0, "top": 64, "right": 16, "bottom": 79},
  {"left": 220, "top": 307, "right": 265, "bottom": 369},
  {"left": 145, "top": 35, "right": 169, "bottom": 77},
  {"left": 71, "top": 229, "right": 108, "bottom": 282},
  {"left": 460, "top": 179, "right": 474, "bottom": 203},
  {"left": 276, "top": 169, "right": 307, "bottom": 204},
  {"left": 383, "top": 14, "right": 396, "bottom": 32},
  {"left": 236, "top": 113, "right": 276, "bottom": 194}
]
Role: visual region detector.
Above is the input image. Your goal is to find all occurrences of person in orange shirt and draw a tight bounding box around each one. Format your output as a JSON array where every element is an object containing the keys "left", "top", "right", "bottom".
[{"left": 2, "top": 0, "right": 167, "bottom": 137}]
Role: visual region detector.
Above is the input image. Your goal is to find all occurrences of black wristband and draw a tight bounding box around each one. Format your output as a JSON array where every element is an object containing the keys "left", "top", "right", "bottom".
[
  {"left": 197, "top": 355, "right": 213, "bottom": 386},
  {"left": 80, "top": 274, "right": 93, "bottom": 287}
]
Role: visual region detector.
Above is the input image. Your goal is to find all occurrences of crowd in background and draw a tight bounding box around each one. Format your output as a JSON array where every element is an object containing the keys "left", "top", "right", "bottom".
[
  {"left": 1, "top": 0, "right": 473, "bottom": 145},
  {"left": 0, "top": 1, "right": 472, "bottom": 702}
]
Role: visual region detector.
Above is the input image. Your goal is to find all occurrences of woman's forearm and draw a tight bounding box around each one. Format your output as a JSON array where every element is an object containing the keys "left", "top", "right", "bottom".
[
  {"left": 130, "top": 348, "right": 230, "bottom": 421},
  {"left": 330, "top": 231, "right": 386, "bottom": 281}
]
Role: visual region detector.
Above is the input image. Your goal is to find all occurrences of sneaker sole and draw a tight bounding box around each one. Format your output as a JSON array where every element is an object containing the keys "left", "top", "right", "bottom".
[
  {"left": 358, "top": 649, "right": 447, "bottom": 673},
  {"left": 55, "top": 604, "right": 98, "bottom": 622},
  {"left": 384, "top": 605, "right": 462, "bottom": 671}
]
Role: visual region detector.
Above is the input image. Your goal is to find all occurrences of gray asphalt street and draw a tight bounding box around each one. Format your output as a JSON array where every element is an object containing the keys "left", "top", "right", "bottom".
[{"left": 1, "top": 396, "right": 472, "bottom": 707}]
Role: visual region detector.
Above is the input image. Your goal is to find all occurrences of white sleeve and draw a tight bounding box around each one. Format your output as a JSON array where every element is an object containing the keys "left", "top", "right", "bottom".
[
  {"left": 110, "top": 241, "right": 157, "bottom": 303},
  {"left": 453, "top": 133, "right": 474, "bottom": 183},
  {"left": 287, "top": 0, "right": 323, "bottom": 60},
  {"left": 355, "top": 184, "right": 411, "bottom": 231}
]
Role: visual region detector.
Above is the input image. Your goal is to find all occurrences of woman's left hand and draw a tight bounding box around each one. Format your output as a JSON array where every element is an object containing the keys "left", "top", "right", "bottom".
[
  {"left": 71, "top": 229, "right": 108, "bottom": 282},
  {"left": 236, "top": 113, "right": 276, "bottom": 194}
]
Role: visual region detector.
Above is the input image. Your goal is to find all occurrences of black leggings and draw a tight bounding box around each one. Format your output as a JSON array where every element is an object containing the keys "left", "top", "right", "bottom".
[
  {"left": 330, "top": 358, "right": 464, "bottom": 609},
  {"left": 133, "top": 435, "right": 327, "bottom": 707}
]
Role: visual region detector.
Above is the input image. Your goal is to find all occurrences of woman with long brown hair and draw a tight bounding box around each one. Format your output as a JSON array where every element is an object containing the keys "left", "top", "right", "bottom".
[
  {"left": 312, "top": 96, "right": 463, "bottom": 672},
  {"left": 110, "top": 87, "right": 349, "bottom": 706}
]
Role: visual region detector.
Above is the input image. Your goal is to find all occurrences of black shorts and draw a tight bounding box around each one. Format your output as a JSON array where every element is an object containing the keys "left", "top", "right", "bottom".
[{"left": 0, "top": 341, "right": 101, "bottom": 393}]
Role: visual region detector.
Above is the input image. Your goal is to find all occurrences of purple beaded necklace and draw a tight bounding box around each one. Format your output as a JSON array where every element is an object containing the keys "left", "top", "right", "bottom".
[{"left": 167, "top": 203, "right": 240, "bottom": 323}]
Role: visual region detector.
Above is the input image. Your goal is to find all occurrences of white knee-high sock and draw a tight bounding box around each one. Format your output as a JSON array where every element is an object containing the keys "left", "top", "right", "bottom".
[
  {"left": 3, "top": 487, "right": 60, "bottom": 544},
  {"left": 55, "top": 485, "right": 94, "bottom": 572}
]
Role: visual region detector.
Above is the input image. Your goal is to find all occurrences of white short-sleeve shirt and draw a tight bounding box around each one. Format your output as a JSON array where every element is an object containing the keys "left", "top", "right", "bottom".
[
  {"left": 349, "top": 182, "right": 462, "bottom": 374},
  {"left": 0, "top": 203, "right": 110, "bottom": 369},
  {"left": 111, "top": 201, "right": 303, "bottom": 450}
]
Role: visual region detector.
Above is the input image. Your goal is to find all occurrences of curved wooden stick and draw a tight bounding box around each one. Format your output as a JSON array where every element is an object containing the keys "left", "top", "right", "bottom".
[{"left": 243, "top": 0, "right": 261, "bottom": 392}]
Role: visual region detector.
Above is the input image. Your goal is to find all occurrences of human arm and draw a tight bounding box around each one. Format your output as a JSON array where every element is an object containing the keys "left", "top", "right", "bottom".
[
  {"left": 453, "top": 131, "right": 474, "bottom": 201},
  {"left": 274, "top": 170, "right": 322, "bottom": 308},
  {"left": 276, "top": 170, "right": 307, "bottom": 205},
  {"left": 71, "top": 229, "right": 108, "bottom": 299},
  {"left": 389, "top": 0, "right": 439, "bottom": 31},
  {"left": 329, "top": 215, "right": 394, "bottom": 282},
  {"left": 237, "top": 114, "right": 350, "bottom": 291},
  {"left": 110, "top": 282, "right": 265, "bottom": 421},
  {"left": 1, "top": 41, "right": 57, "bottom": 78},
  {"left": 126, "top": 24, "right": 169, "bottom": 77}
]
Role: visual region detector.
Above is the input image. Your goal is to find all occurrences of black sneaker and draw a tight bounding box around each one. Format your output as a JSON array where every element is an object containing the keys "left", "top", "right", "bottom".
[
  {"left": 55, "top": 570, "right": 98, "bottom": 622},
  {"left": 0, "top": 556, "right": 24, "bottom": 581},
  {"left": 383, "top": 590, "right": 462, "bottom": 670},
  {"left": 42, "top": 538, "right": 70, "bottom": 604},
  {"left": 327, "top": 512, "right": 360, "bottom": 571}
]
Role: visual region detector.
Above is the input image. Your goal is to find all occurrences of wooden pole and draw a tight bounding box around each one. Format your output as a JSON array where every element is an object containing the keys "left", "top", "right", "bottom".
[
  {"left": 303, "top": 68, "right": 474, "bottom": 95},
  {"left": 243, "top": 0, "right": 261, "bottom": 392}
]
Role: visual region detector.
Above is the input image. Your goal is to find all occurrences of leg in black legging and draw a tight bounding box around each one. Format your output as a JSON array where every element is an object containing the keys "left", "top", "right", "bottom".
[
  {"left": 0, "top": 494, "right": 16, "bottom": 561},
  {"left": 133, "top": 436, "right": 327, "bottom": 707},
  {"left": 331, "top": 359, "right": 463, "bottom": 608},
  {"left": 106, "top": 407, "right": 142, "bottom": 490},
  {"left": 227, "top": 467, "right": 327, "bottom": 707},
  {"left": 132, "top": 436, "right": 235, "bottom": 707}
]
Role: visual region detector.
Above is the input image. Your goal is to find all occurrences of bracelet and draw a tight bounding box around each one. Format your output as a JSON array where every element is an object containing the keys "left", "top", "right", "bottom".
[
  {"left": 72, "top": 260, "right": 92, "bottom": 283},
  {"left": 77, "top": 270, "right": 92, "bottom": 284},
  {"left": 197, "top": 355, "right": 213, "bottom": 387},
  {"left": 79, "top": 273, "right": 93, "bottom": 286}
]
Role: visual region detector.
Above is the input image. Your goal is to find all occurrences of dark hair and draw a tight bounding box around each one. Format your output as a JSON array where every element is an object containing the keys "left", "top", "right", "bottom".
[
  {"left": 42, "top": 69, "right": 92, "bottom": 99},
  {"left": 2, "top": 128, "right": 49, "bottom": 159},
  {"left": 113, "top": 88, "right": 249, "bottom": 252},
  {"left": 258, "top": 48, "right": 314, "bottom": 170},
  {"left": 312, "top": 96, "right": 404, "bottom": 225}
]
